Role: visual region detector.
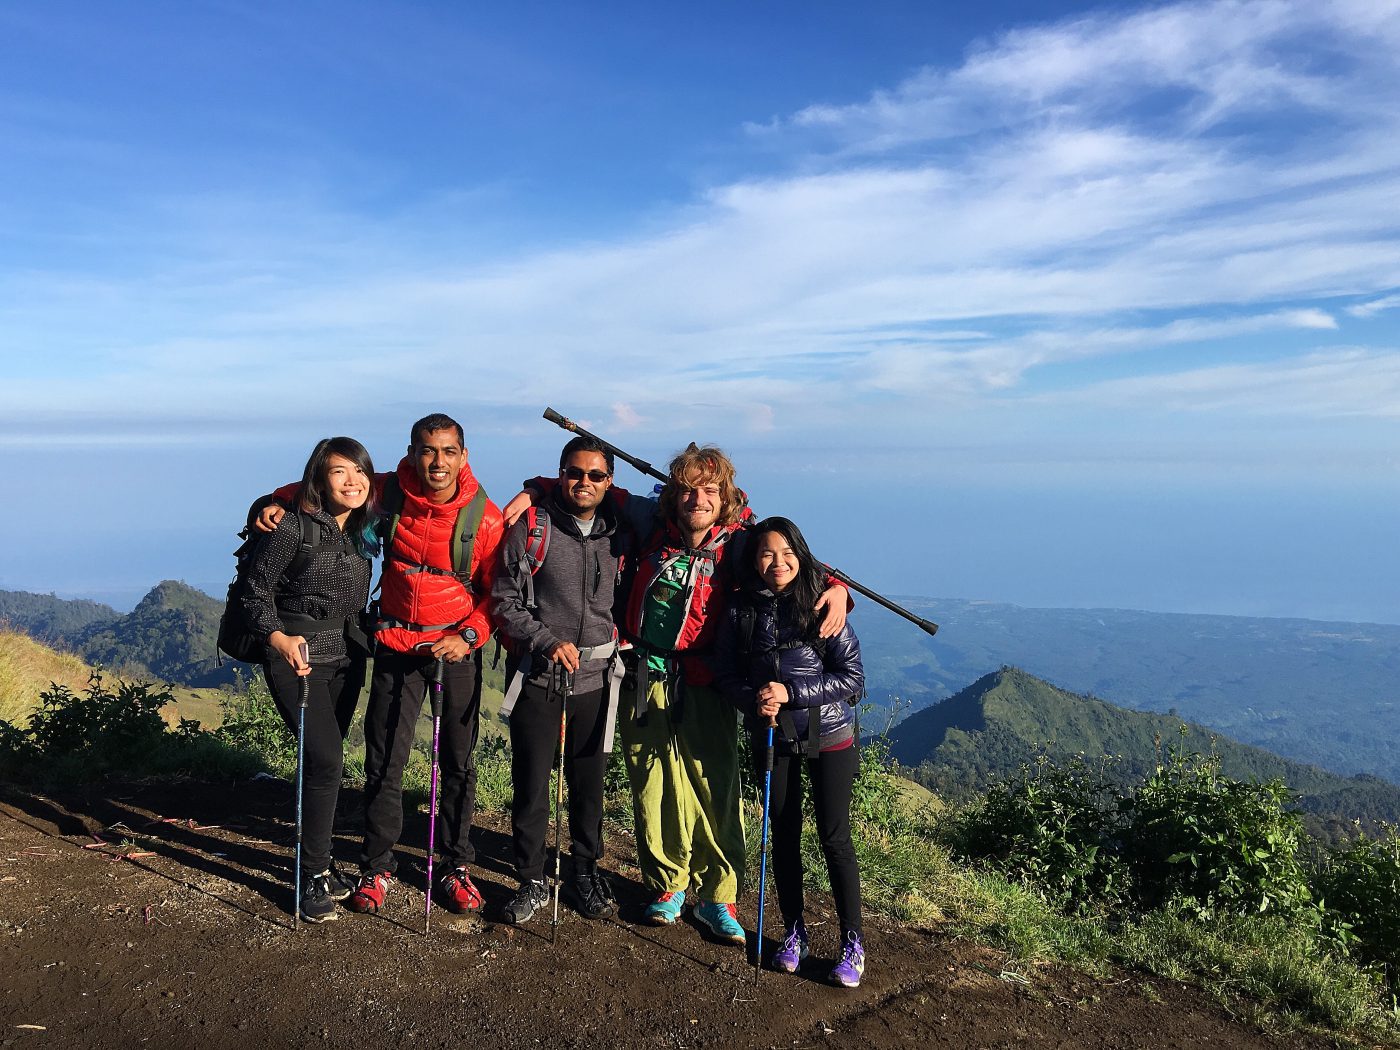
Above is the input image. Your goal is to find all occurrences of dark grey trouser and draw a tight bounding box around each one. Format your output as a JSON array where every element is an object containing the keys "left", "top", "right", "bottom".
[{"left": 360, "top": 648, "right": 481, "bottom": 874}]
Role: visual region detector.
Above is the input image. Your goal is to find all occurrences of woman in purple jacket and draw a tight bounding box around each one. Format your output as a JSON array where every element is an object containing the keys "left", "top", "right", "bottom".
[{"left": 714, "top": 516, "right": 867, "bottom": 987}]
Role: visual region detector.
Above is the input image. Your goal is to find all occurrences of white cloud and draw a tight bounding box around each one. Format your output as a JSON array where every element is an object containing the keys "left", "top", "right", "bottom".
[
  {"left": 1347, "top": 293, "right": 1400, "bottom": 318},
  {"left": 3, "top": 0, "right": 1399, "bottom": 450},
  {"left": 1041, "top": 348, "right": 1400, "bottom": 418}
]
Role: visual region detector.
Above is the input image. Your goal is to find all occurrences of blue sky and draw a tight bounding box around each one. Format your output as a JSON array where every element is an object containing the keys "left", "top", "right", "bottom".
[{"left": 2, "top": 0, "right": 1399, "bottom": 622}]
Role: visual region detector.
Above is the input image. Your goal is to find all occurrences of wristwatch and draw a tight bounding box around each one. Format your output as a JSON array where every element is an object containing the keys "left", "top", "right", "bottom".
[{"left": 459, "top": 627, "right": 480, "bottom": 650}]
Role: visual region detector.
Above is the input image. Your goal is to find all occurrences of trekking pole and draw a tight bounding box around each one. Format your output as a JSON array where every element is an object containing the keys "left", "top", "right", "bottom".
[
  {"left": 421, "top": 646, "right": 446, "bottom": 935},
  {"left": 551, "top": 667, "right": 572, "bottom": 944},
  {"left": 293, "top": 641, "right": 310, "bottom": 932},
  {"left": 755, "top": 715, "right": 776, "bottom": 982},
  {"left": 542, "top": 408, "right": 939, "bottom": 637}
]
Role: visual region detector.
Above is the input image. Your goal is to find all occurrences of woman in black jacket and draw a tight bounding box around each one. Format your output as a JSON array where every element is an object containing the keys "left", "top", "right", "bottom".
[
  {"left": 714, "top": 516, "right": 867, "bottom": 987},
  {"left": 238, "top": 436, "right": 378, "bottom": 923}
]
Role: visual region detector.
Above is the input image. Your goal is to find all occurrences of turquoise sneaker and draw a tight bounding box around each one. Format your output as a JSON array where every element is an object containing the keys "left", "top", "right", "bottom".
[
  {"left": 694, "top": 901, "right": 746, "bottom": 945},
  {"left": 644, "top": 890, "right": 685, "bottom": 925}
]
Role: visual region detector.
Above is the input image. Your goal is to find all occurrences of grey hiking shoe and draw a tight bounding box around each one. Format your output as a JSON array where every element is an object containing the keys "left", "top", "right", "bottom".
[
  {"left": 503, "top": 879, "right": 549, "bottom": 925},
  {"left": 570, "top": 869, "right": 616, "bottom": 920}
]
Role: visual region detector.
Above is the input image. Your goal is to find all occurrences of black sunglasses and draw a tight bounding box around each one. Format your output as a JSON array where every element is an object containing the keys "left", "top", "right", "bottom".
[{"left": 562, "top": 466, "right": 611, "bottom": 483}]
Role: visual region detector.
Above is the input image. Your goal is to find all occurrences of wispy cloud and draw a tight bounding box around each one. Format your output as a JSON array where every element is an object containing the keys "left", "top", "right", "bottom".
[{"left": 3, "top": 0, "right": 1399, "bottom": 452}]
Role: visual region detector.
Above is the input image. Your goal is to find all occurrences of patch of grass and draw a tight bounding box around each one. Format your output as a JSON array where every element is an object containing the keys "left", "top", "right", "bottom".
[
  {"left": 1115, "top": 911, "right": 1395, "bottom": 1038},
  {"left": 0, "top": 629, "right": 94, "bottom": 724}
]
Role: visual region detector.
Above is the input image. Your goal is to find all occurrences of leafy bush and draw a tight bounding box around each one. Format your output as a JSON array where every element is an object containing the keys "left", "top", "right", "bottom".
[
  {"left": 950, "top": 756, "right": 1127, "bottom": 910},
  {"left": 1316, "top": 828, "right": 1400, "bottom": 994},
  {"left": 0, "top": 669, "right": 261, "bottom": 782},
  {"left": 214, "top": 671, "right": 296, "bottom": 775},
  {"left": 1121, "top": 751, "right": 1312, "bottom": 918}
]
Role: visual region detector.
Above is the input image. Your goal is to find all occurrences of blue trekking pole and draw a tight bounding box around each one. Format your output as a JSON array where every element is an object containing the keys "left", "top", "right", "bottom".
[
  {"left": 423, "top": 650, "right": 446, "bottom": 935},
  {"left": 293, "top": 641, "right": 310, "bottom": 932},
  {"left": 755, "top": 715, "right": 776, "bottom": 982}
]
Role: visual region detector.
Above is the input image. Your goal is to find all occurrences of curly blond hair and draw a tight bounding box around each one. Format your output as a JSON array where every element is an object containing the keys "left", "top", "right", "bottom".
[{"left": 657, "top": 443, "right": 745, "bottom": 528}]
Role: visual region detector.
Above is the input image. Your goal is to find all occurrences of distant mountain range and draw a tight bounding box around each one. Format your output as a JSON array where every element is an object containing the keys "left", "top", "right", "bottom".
[
  {"left": 857, "top": 597, "right": 1400, "bottom": 782},
  {"left": 0, "top": 582, "right": 234, "bottom": 687},
  {"left": 886, "top": 667, "right": 1400, "bottom": 843},
  {"left": 7, "top": 583, "right": 1400, "bottom": 790}
]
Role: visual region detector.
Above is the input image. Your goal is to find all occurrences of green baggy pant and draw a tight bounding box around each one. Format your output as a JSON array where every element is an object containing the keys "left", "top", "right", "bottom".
[{"left": 620, "top": 679, "right": 746, "bottom": 904}]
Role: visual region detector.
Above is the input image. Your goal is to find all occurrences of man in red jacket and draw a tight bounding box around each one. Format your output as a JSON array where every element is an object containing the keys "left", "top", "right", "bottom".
[{"left": 257, "top": 412, "right": 503, "bottom": 916}]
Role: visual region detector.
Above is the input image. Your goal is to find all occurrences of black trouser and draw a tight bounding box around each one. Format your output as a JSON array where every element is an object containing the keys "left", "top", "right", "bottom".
[
  {"left": 264, "top": 654, "right": 365, "bottom": 878},
  {"left": 509, "top": 676, "right": 608, "bottom": 883},
  {"left": 361, "top": 647, "right": 481, "bottom": 875},
  {"left": 762, "top": 740, "right": 862, "bottom": 936}
]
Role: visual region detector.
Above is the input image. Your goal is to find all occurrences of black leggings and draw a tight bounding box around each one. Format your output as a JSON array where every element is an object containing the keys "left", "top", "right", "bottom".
[
  {"left": 509, "top": 678, "right": 609, "bottom": 882},
  {"left": 762, "top": 741, "right": 862, "bottom": 936},
  {"left": 264, "top": 654, "right": 364, "bottom": 878}
]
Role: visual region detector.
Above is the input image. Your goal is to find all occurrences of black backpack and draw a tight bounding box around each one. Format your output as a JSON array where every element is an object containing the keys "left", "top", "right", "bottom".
[{"left": 216, "top": 507, "right": 334, "bottom": 665}]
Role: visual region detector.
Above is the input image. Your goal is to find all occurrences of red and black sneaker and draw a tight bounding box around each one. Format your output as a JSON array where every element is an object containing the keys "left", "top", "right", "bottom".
[
  {"left": 346, "top": 871, "right": 393, "bottom": 914},
  {"left": 438, "top": 866, "right": 483, "bottom": 913}
]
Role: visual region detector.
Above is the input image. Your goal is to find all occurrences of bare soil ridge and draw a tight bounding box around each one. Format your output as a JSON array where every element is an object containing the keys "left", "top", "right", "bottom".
[{"left": 0, "top": 780, "right": 1332, "bottom": 1049}]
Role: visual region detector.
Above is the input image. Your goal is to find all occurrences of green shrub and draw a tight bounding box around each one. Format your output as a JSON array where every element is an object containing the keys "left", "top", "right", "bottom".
[
  {"left": 950, "top": 756, "right": 1127, "bottom": 911},
  {"left": 1316, "top": 827, "right": 1400, "bottom": 994},
  {"left": 1121, "top": 750, "right": 1312, "bottom": 918},
  {"left": 0, "top": 670, "right": 262, "bottom": 783},
  {"left": 214, "top": 672, "right": 296, "bottom": 776}
]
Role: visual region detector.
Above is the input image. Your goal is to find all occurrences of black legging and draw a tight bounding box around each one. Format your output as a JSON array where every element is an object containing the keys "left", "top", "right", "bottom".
[
  {"left": 762, "top": 741, "right": 862, "bottom": 936},
  {"left": 264, "top": 654, "right": 364, "bottom": 878},
  {"left": 508, "top": 677, "right": 609, "bottom": 882}
]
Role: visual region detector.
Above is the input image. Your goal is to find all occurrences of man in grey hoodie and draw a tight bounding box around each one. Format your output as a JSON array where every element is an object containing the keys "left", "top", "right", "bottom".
[{"left": 492, "top": 435, "right": 629, "bottom": 923}]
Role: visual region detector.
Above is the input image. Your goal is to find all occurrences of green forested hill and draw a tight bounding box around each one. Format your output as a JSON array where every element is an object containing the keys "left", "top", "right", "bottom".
[
  {"left": 856, "top": 598, "right": 1400, "bottom": 782},
  {"left": 0, "top": 589, "right": 119, "bottom": 645},
  {"left": 887, "top": 667, "right": 1400, "bottom": 841},
  {"left": 76, "top": 580, "right": 233, "bottom": 687}
]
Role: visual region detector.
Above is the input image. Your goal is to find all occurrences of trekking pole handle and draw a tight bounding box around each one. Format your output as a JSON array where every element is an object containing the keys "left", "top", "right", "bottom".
[
  {"left": 297, "top": 642, "right": 311, "bottom": 706},
  {"left": 542, "top": 408, "right": 939, "bottom": 639},
  {"left": 543, "top": 408, "right": 664, "bottom": 484}
]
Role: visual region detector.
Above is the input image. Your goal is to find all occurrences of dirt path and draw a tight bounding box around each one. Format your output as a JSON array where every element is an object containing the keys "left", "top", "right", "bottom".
[{"left": 0, "top": 781, "right": 1331, "bottom": 1049}]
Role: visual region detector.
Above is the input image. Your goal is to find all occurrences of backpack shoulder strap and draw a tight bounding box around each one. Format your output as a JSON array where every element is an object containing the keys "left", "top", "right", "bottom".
[
  {"left": 284, "top": 511, "right": 326, "bottom": 582},
  {"left": 736, "top": 601, "right": 757, "bottom": 656},
  {"left": 450, "top": 484, "right": 490, "bottom": 580},
  {"left": 379, "top": 473, "right": 405, "bottom": 551},
  {"left": 519, "top": 505, "right": 551, "bottom": 610}
]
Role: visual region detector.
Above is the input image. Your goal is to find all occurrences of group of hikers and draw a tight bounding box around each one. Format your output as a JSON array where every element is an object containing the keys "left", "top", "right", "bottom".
[{"left": 232, "top": 411, "right": 869, "bottom": 987}]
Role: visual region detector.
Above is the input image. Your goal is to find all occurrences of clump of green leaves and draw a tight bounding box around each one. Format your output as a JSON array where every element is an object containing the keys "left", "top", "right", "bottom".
[
  {"left": 214, "top": 671, "right": 296, "bottom": 775},
  {"left": 1121, "top": 751, "right": 1313, "bottom": 918},
  {"left": 1316, "top": 827, "right": 1400, "bottom": 995},
  {"left": 0, "top": 669, "right": 261, "bottom": 783},
  {"left": 951, "top": 756, "right": 1127, "bottom": 911}
]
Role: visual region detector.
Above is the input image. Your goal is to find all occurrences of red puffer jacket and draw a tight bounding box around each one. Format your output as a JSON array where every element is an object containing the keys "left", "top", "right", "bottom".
[{"left": 375, "top": 457, "right": 502, "bottom": 654}]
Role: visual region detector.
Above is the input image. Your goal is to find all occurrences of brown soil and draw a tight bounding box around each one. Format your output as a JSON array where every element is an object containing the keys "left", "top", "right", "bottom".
[{"left": 0, "top": 780, "right": 1334, "bottom": 1049}]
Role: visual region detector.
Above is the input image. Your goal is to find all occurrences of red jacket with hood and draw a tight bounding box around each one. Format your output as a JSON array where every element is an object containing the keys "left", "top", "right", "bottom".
[{"left": 274, "top": 456, "right": 503, "bottom": 655}]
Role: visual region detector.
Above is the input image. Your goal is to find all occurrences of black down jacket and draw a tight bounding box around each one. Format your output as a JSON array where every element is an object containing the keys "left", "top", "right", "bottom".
[{"left": 713, "top": 588, "right": 864, "bottom": 752}]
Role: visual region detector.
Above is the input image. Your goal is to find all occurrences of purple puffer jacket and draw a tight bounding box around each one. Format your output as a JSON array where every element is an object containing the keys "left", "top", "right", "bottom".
[{"left": 712, "top": 588, "right": 864, "bottom": 752}]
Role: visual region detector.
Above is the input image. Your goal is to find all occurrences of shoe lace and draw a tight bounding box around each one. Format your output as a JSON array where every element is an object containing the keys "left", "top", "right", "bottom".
[
  {"left": 841, "top": 935, "right": 864, "bottom": 963},
  {"left": 782, "top": 925, "right": 804, "bottom": 950}
]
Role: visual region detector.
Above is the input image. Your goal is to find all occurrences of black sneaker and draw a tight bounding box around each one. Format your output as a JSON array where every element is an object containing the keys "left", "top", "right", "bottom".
[
  {"left": 503, "top": 879, "right": 549, "bottom": 925},
  {"left": 326, "top": 865, "right": 357, "bottom": 901},
  {"left": 570, "top": 870, "right": 616, "bottom": 920},
  {"left": 300, "top": 871, "right": 340, "bottom": 923}
]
